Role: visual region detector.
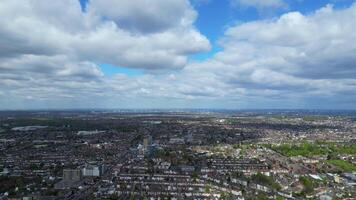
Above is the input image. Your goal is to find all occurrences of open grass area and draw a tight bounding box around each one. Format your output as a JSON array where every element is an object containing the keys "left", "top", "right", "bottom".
[
  {"left": 271, "top": 142, "right": 356, "bottom": 157},
  {"left": 271, "top": 142, "right": 328, "bottom": 157},
  {"left": 327, "top": 160, "right": 356, "bottom": 172}
]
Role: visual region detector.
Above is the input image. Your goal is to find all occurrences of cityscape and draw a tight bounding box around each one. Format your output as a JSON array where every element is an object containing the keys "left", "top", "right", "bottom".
[
  {"left": 1, "top": 0, "right": 356, "bottom": 199},
  {"left": 0, "top": 110, "right": 355, "bottom": 199}
]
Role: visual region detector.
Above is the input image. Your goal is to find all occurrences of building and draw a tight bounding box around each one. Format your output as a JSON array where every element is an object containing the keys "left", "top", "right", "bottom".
[
  {"left": 334, "top": 175, "right": 340, "bottom": 183},
  {"left": 63, "top": 169, "right": 82, "bottom": 181},
  {"left": 169, "top": 137, "right": 185, "bottom": 144},
  {"left": 179, "top": 165, "right": 195, "bottom": 173},
  {"left": 143, "top": 135, "right": 152, "bottom": 150},
  {"left": 82, "top": 165, "right": 101, "bottom": 177},
  {"left": 54, "top": 169, "right": 82, "bottom": 190}
]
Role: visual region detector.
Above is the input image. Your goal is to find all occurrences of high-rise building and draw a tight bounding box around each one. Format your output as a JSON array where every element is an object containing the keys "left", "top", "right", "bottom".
[{"left": 143, "top": 135, "right": 152, "bottom": 150}]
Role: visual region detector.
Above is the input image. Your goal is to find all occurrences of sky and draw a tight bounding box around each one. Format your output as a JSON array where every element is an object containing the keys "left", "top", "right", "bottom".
[{"left": 0, "top": 0, "right": 356, "bottom": 110}]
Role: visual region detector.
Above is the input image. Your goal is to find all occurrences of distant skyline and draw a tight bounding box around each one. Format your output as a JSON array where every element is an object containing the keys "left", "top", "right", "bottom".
[{"left": 0, "top": 0, "right": 356, "bottom": 110}]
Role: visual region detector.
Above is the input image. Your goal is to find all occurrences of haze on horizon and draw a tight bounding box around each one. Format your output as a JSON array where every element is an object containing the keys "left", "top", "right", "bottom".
[{"left": 0, "top": 0, "right": 356, "bottom": 110}]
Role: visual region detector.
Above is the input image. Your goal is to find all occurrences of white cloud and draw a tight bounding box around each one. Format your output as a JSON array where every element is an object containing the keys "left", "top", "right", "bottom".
[
  {"left": 88, "top": 0, "right": 197, "bottom": 33},
  {"left": 231, "top": 0, "right": 287, "bottom": 10},
  {"left": 0, "top": 0, "right": 210, "bottom": 70},
  {"left": 222, "top": 4, "right": 356, "bottom": 79},
  {"left": 1, "top": 1, "right": 356, "bottom": 109}
]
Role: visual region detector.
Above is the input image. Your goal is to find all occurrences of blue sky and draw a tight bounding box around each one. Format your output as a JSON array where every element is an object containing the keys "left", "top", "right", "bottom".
[
  {"left": 80, "top": 0, "right": 356, "bottom": 76},
  {"left": 0, "top": 0, "right": 356, "bottom": 109},
  {"left": 191, "top": 0, "right": 356, "bottom": 62}
]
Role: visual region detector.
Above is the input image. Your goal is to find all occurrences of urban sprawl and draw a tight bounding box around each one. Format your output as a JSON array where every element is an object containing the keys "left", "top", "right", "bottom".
[{"left": 0, "top": 110, "right": 355, "bottom": 200}]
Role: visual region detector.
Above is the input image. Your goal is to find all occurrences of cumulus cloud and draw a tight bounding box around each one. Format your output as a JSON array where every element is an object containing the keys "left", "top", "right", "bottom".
[
  {"left": 0, "top": 0, "right": 210, "bottom": 70},
  {"left": 88, "top": 0, "right": 197, "bottom": 33},
  {"left": 222, "top": 4, "right": 356, "bottom": 79},
  {"left": 231, "top": 0, "right": 288, "bottom": 10},
  {"left": 159, "top": 3, "right": 356, "bottom": 107},
  {"left": 0, "top": 1, "right": 356, "bottom": 109}
]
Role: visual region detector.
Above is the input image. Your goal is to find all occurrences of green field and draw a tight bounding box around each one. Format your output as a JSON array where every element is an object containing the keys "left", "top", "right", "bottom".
[
  {"left": 271, "top": 142, "right": 328, "bottom": 157},
  {"left": 327, "top": 160, "right": 356, "bottom": 172},
  {"left": 271, "top": 142, "right": 356, "bottom": 157}
]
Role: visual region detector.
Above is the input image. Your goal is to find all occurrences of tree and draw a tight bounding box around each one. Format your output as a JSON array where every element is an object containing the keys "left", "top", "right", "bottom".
[
  {"left": 299, "top": 176, "right": 314, "bottom": 195},
  {"left": 204, "top": 184, "right": 211, "bottom": 193}
]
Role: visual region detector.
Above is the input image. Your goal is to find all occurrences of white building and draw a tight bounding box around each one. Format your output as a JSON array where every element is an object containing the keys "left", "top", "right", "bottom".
[{"left": 82, "top": 165, "right": 100, "bottom": 177}]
